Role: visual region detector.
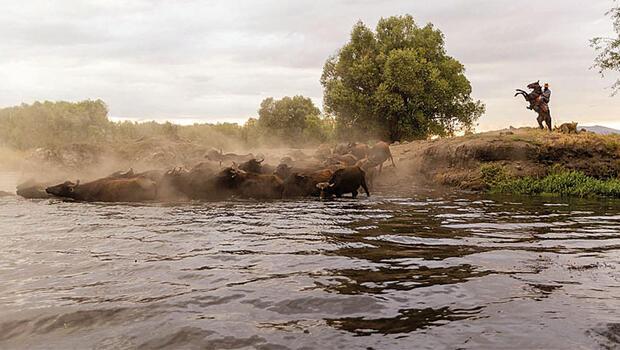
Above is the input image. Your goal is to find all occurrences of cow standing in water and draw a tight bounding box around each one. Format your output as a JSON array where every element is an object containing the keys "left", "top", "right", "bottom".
[{"left": 316, "top": 166, "right": 370, "bottom": 199}]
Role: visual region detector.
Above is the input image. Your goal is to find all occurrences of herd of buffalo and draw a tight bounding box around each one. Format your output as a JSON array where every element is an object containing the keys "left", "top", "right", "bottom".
[{"left": 17, "top": 141, "right": 396, "bottom": 202}]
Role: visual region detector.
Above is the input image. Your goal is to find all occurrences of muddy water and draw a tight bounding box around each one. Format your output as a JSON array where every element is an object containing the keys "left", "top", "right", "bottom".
[{"left": 0, "top": 173, "right": 619, "bottom": 349}]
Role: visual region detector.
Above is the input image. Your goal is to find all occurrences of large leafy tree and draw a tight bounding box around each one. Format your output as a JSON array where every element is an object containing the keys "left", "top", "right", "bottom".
[
  {"left": 321, "top": 15, "right": 484, "bottom": 141},
  {"left": 592, "top": 2, "right": 620, "bottom": 94},
  {"left": 257, "top": 95, "right": 322, "bottom": 142}
]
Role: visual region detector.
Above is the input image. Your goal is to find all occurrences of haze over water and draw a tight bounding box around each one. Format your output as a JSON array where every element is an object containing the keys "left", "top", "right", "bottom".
[{"left": 1, "top": 172, "right": 619, "bottom": 349}]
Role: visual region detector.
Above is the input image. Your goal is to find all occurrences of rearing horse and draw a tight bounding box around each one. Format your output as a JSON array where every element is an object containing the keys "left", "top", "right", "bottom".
[{"left": 515, "top": 80, "right": 552, "bottom": 131}]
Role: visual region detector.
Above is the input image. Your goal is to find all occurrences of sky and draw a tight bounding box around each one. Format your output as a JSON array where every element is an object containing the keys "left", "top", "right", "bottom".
[{"left": 0, "top": 0, "right": 619, "bottom": 131}]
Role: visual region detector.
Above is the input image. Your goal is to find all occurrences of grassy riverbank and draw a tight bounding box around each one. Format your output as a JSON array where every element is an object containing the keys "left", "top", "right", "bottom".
[
  {"left": 482, "top": 164, "right": 620, "bottom": 198},
  {"left": 388, "top": 127, "right": 620, "bottom": 198}
]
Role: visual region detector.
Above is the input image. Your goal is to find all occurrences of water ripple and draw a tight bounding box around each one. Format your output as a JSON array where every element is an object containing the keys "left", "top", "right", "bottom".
[{"left": 0, "top": 191, "right": 619, "bottom": 349}]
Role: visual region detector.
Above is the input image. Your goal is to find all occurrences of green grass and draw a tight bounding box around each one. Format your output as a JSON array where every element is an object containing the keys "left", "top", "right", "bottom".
[{"left": 481, "top": 164, "right": 620, "bottom": 198}]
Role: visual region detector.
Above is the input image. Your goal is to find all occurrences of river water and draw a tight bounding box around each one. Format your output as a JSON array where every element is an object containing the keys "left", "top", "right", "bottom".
[{"left": 0, "top": 173, "right": 619, "bottom": 349}]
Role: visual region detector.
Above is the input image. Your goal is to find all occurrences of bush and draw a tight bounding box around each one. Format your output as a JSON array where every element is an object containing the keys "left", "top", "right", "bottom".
[{"left": 485, "top": 165, "right": 620, "bottom": 198}]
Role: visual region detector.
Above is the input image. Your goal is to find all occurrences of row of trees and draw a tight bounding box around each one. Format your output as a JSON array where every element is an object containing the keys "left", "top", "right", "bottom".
[
  {"left": 0, "top": 98, "right": 335, "bottom": 150},
  {"left": 247, "top": 15, "right": 485, "bottom": 143},
  {"left": 0, "top": 15, "right": 486, "bottom": 149}
]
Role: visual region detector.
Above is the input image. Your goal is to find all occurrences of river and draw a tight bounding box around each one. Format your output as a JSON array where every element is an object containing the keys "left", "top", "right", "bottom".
[{"left": 0, "top": 172, "right": 619, "bottom": 349}]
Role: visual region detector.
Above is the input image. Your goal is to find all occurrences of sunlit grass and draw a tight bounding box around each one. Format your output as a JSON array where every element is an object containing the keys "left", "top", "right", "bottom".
[{"left": 482, "top": 164, "right": 620, "bottom": 198}]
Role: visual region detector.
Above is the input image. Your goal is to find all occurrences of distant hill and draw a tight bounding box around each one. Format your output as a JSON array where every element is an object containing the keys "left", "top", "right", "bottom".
[{"left": 581, "top": 125, "right": 620, "bottom": 135}]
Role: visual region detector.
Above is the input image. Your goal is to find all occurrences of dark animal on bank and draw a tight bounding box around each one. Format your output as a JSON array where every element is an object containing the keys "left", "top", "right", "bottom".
[
  {"left": 46, "top": 177, "right": 158, "bottom": 202},
  {"left": 554, "top": 122, "right": 578, "bottom": 134},
  {"left": 515, "top": 80, "right": 552, "bottom": 131},
  {"left": 316, "top": 166, "right": 370, "bottom": 199},
  {"left": 368, "top": 141, "right": 395, "bottom": 173},
  {"left": 282, "top": 169, "right": 333, "bottom": 197}
]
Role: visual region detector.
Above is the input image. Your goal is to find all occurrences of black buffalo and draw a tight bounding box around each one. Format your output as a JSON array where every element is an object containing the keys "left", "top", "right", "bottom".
[{"left": 316, "top": 166, "right": 370, "bottom": 199}]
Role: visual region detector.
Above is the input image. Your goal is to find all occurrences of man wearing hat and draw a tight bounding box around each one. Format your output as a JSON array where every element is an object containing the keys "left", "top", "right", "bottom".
[{"left": 542, "top": 83, "right": 551, "bottom": 104}]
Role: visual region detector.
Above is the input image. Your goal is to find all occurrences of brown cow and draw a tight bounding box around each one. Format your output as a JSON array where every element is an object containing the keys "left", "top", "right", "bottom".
[
  {"left": 282, "top": 169, "right": 333, "bottom": 197},
  {"left": 283, "top": 168, "right": 333, "bottom": 197},
  {"left": 160, "top": 165, "right": 242, "bottom": 200},
  {"left": 368, "top": 141, "right": 395, "bottom": 172},
  {"left": 46, "top": 177, "right": 157, "bottom": 202}
]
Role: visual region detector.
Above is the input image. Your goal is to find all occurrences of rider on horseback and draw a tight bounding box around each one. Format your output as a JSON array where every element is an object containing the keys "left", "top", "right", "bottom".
[
  {"left": 527, "top": 82, "right": 551, "bottom": 112},
  {"left": 542, "top": 83, "right": 551, "bottom": 104},
  {"left": 515, "top": 81, "right": 552, "bottom": 131}
]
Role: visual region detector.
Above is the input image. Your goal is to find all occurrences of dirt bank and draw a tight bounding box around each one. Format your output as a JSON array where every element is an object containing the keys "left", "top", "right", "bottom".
[
  {"left": 3, "top": 127, "right": 619, "bottom": 194},
  {"left": 387, "top": 127, "right": 620, "bottom": 191}
]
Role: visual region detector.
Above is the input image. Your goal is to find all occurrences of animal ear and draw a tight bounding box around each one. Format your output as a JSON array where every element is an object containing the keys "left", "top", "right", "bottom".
[{"left": 75, "top": 180, "right": 80, "bottom": 186}]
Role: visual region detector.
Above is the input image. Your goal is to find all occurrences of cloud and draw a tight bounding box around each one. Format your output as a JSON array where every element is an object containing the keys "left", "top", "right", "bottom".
[{"left": 0, "top": 0, "right": 618, "bottom": 130}]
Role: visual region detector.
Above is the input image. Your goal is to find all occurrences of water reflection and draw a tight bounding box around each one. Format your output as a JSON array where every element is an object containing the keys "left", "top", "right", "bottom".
[
  {"left": 0, "top": 191, "right": 619, "bottom": 349},
  {"left": 327, "top": 305, "right": 484, "bottom": 336}
]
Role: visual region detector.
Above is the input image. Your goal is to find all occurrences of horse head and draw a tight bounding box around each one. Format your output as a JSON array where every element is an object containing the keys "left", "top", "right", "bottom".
[{"left": 527, "top": 80, "right": 541, "bottom": 91}]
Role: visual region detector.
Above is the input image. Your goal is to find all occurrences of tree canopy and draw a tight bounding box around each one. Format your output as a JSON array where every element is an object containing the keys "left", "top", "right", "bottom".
[
  {"left": 592, "top": 2, "right": 620, "bottom": 94},
  {"left": 257, "top": 95, "right": 330, "bottom": 143},
  {"left": 321, "top": 15, "right": 484, "bottom": 141}
]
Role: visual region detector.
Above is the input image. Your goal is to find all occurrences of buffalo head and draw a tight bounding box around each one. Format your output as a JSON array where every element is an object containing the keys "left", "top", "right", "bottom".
[
  {"left": 46, "top": 180, "right": 80, "bottom": 198},
  {"left": 316, "top": 181, "right": 335, "bottom": 199}
]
